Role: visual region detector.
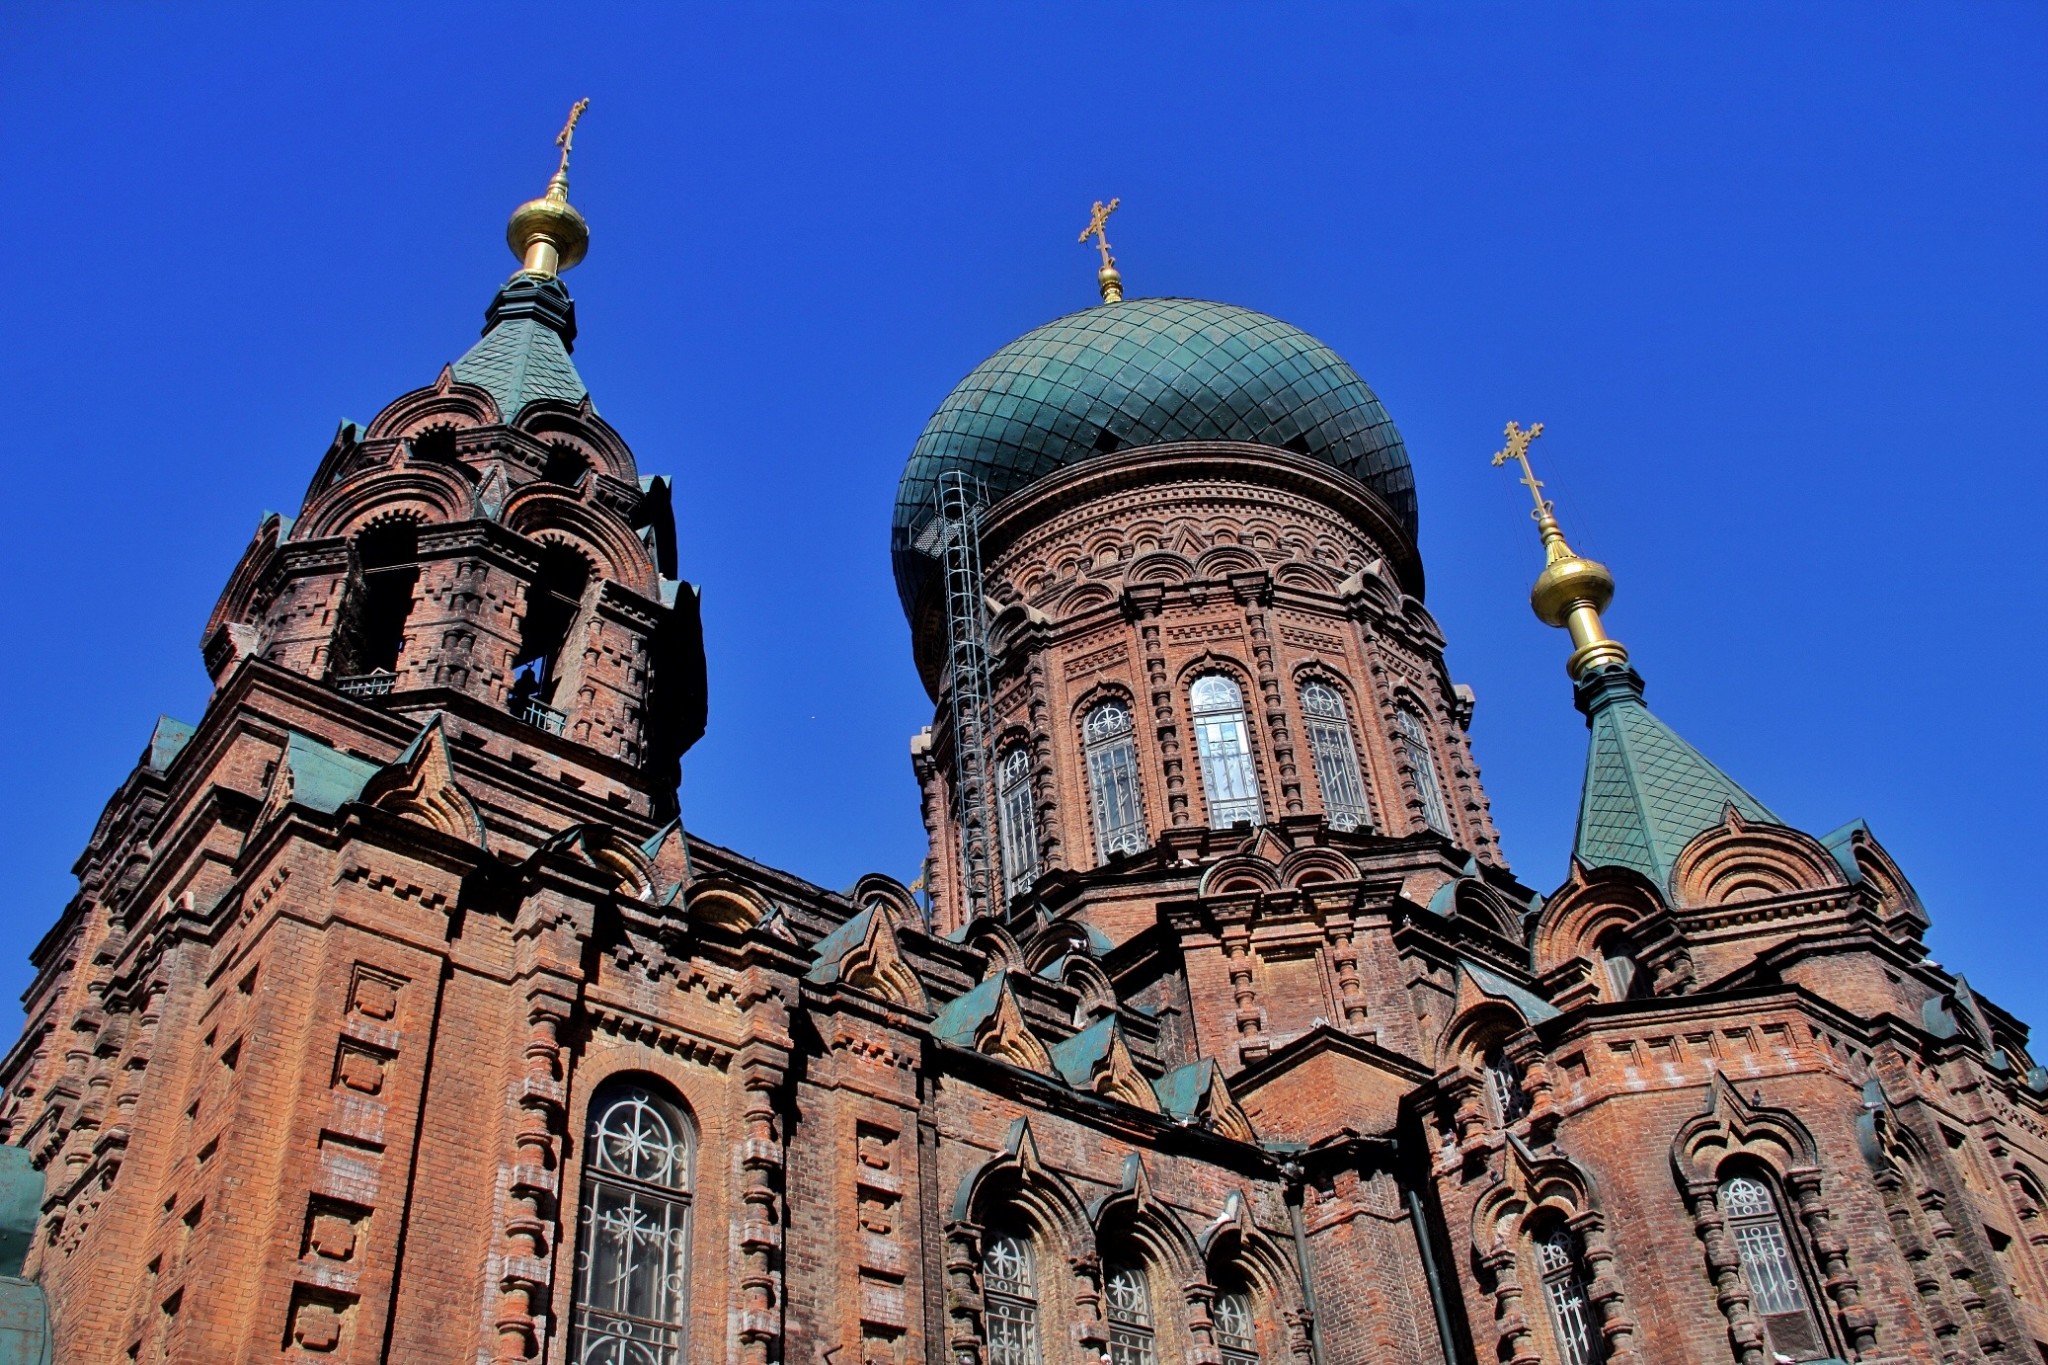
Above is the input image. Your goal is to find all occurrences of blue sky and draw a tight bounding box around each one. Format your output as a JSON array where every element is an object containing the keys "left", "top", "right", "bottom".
[{"left": 2, "top": 4, "right": 2043, "bottom": 1034}]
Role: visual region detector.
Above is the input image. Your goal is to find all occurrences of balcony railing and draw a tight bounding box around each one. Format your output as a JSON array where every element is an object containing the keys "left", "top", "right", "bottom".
[
  {"left": 336, "top": 670, "right": 397, "bottom": 700},
  {"left": 516, "top": 698, "right": 567, "bottom": 735}
]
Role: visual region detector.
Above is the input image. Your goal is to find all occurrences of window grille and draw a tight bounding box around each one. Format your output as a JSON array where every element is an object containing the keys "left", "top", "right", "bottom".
[
  {"left": 1190, "top": 675, "right": 1262, "bottom": 828},
  {"left": 1394, "top": 707, "right": 1451, "bottom": 835},
  {"left": 1213, "top": 1288, "right": 1259, "bottom": 1364},
  {"left": 570, "top": 1084, "right": 693, "bottom": 1365},
  {"left": 996, "top": 747, "right": 1039, "bottom": 903},
  {"left": 1535, "top": 1227, "right": 1604, "bottom": 1365},
  {"left": 982, "top": 1233, "right": 1041, "bottom": 1365},
  {"left": 1485, "top": 1049, "right": 1528, "bottom": 1125},
  {"left": 1720, "top": 1173, "right": 1825, "bottom": 1359},
  {"left": 1300, "top": 681, "right": 1371, "bottom": 830},
  {"left": 1104, "top": 1264, "right": 1157, "bottom": 1365},
  {"left": 1083, "top": 701, "right": 1148, "bottom": 862}
]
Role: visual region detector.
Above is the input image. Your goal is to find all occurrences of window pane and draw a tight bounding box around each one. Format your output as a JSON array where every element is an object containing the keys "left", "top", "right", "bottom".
[
  {"left": 1105, "top": 1265, "right": 1158, "bottom": 1365},
  {"left": 1395, "top": 709, "right": 1450, "bottom": 834},
  {"left": 1487, "top": 1051, "right": 1528, "bottom": 1124},
  {"left": 1306, "top": 716, "right": 1370, "bottom": 830},
  {"left": 572, "top": 1087, "right": 692, "bottom": 1365},
  {"left": 983, "top": 1234, "right": 1040, "bottom": 1365},
  {"left": 1214, "top": 1289, "right": 1259, "bottom": 1363},
  {"left": 1537, "top": 1229, "right": 1604, "bottom": 1365},
  {"left": 1085, "top": 703, "right": 1148, "bottom": 862},
  {"left": 1191, "top": 676, "right": 1262, "bottom": 827},
  {"left": 1731, "top": 1220, "right": 1808, "bottom": 1316},
  {"left": 997, "top": 747, "right": 1038, "bottom": 900}
]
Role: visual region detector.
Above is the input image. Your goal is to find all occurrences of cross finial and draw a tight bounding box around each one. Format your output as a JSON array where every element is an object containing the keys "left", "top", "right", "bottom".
[
  {"left": 1491, "top": 420, "right": 1550, "bottom": 518},
  {"left": 1079, "top": 198, "right": 1119, "bottom": 266},
  {"left": 1079, "top": 198, "right": 1124, "bottom": 304},
  {"left": 553, "top": 98, "right": 591, "bottom": 183}
]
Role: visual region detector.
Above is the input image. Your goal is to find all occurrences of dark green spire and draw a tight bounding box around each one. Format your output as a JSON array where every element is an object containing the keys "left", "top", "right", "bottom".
[
  {"left": 1572, "top": 666, "right": 1778, "bottom": 890},
  {"left": 451, "top": 272, "right": 590, "bottom": 421}
]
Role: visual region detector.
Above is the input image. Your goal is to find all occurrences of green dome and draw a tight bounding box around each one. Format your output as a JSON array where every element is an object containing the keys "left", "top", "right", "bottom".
[{"left": 892, "top": 297, "right": 1413, "bottom": 616}]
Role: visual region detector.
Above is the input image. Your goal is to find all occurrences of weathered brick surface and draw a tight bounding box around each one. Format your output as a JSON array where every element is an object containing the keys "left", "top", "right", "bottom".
[{"left": 5, "top": 257, "right": 2046, "bottom": 1365}]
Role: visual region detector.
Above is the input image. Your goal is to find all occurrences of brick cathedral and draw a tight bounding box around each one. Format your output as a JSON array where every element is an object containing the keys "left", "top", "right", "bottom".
[{"left": 3, "top": 118, "right": 2045, "bottom": 1365}]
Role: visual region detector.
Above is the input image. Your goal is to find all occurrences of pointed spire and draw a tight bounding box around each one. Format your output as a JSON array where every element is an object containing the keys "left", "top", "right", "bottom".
[
  {"left": 1079, "top": 197, "right": 1124, "bottom": 304},
  {"left": 1491, "top": 421, "right": 1628, "bottom": 680},
  {"left": 1494, "top": 425, "right": 1783, "bottom": 888},
  {"left": 453, "top": 102, "right": 595, "bottom": 422},
  {"left": 507, "top": 99, "right": 592, "bottom": 277}
]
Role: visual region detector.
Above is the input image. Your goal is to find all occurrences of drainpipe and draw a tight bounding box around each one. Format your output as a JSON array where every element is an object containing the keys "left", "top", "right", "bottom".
[
  {"left": 1277, "top": 1161, "right": 1326, "bottom": 1365},
  {"left": 1399, "top": 1134, "right": 1464, "bottom": 1365}
]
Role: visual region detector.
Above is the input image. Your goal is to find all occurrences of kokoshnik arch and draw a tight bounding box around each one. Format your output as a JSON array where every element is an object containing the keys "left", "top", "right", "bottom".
[{"left": 0, "top": 109, "right": 2043, "bottom": 1365}]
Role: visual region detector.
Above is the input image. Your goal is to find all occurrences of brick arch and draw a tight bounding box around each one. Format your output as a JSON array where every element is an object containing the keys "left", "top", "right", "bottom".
[
  {"left": 1531, "top": 861, "right": 1667, "bottom": 978},
  {"left": 1439, "top": 999, "right": 1527, "bottom": 1070},
  {"left": 960, "top": 917, "right": 1025, "bottom": 979},
  {"left": 1275, "top": 847, "right": 1358, "bottom": 889},
  {"left": 1273, "top": 560, "right": 1337, "bottom": 591},
  {"left": 1200, "top": 1193, "right": 1315, "bottom": 1363},
  {"left": 1020, "top": 918, "right": 1104, "bottom": 974},
  {"left": 1430, "top": 877, "right": 1523, "bottom": 944},
  {"left": 1125, "top": 550, "right": 1193, "bottom": 585},
  {"left": 295, "top": 460, "right": 476, "bottom": 541},
  {"left": 1090, "top": 1157, "right": 1201, "bottom": 1289},
  {"left": 513, "top": 400, "right": 638, "bottom": 483},
  {"left": 849, "top": 872, "right": 920, "bottom": 922},
  {"left": 683, "top": 878, "right": 769, "bottom": 933},
  {"left": 1669, "top": 1074, "right": 1877, "bottom": 1364},
  {"left": 1196, "top": 855, "right": 1282, "bottom": 897},
  {"left": 1058, "top": 581, "right": 1117, "bottom": 614},
  {"left": 201, "top": 512, "right": 288, "bottom": 659},
  {"left": 1670, "top": 808, "right": 1846, "bottom": 908},
  {"left": 1470, "top": 1143, "right": 1643, "bottom": 1365},
  {"left": 1193, "top": 544, "right": 1262, "bottom": 578},
  {"left": 500, "top": 486, "right": 658, "bottom": 597},
  {"left": 362, "top": 370, "right": 501, "bottom": 438}
]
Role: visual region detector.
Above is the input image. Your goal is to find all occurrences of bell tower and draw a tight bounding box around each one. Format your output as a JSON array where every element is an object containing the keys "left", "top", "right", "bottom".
[{"left": 201, "top": 102, "right": 705, "bottom": 809}]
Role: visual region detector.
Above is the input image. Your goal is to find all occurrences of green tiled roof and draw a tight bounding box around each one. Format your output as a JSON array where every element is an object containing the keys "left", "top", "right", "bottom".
[
  {"left": 451, "top": 273, "right": 589, "bottom": 421},
  {"left": 1573, "top": 667, "right": 1778, "bottom": 891},
  {"left": 891, "top": 298, "right": 1412, "bottom": 617}
]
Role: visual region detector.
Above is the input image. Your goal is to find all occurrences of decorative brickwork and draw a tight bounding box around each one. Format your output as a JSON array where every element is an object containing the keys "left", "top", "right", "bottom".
[{"left": 6, "top": 190, "right": 2048, "bottom": 1365}]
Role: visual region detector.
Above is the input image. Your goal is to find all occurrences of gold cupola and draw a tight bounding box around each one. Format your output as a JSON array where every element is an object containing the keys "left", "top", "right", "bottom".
[
  {"left": 507, "top": 99, "right": 592, "bottom": 277},
  {"left": 1492, "top": 421, "right": 1630, "bottom": 679}
]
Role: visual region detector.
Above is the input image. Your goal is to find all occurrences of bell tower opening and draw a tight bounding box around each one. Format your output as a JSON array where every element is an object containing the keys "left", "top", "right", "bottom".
[
  {"left": 336, "top": 519, "right": 420, "bottom": 685},
  {"left": 512, "top": 542, "right": 591, "bottom": 713}
]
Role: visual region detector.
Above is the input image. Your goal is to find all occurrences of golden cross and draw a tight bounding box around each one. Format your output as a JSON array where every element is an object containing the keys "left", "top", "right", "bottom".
[
  {"left": 555, "top": 98, "right": 591, "bottom": 178},
  {"left": 1079, "top": 197, "right": 1120, "bottom": 268},
  {"left": 1490, "top": 420, "right": 1551, "bottom": 517}
]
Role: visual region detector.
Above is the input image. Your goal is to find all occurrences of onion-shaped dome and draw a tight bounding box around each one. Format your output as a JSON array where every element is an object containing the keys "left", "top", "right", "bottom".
[{"left": 892, "top": 297, "right": 1413, "bottom": 617}]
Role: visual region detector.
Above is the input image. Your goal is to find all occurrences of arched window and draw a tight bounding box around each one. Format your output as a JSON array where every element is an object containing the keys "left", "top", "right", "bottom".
[
  {"left": 1719, "top": 1172, "right": 1825, "bottom": 1360},
  {"left": 1190, "top": 675, "right": 1262, "bottom": 828},
  {"left": 1300, "top": 680, "right": 1371, "bottom": 831},
  {"left": 1394, "top": 705, "right": 1451, "bottom": 836},
  {"left": 1104, "top": 1262, "right": 1157, "bottom": 1365},
  {"left": 1212, "top": 1283, "right": 1260, "bottom": 1365},
  {"left": 1486, "top": 1048, "right": 1528, "bottom": 1125},
  {"left": 1535, "top": 1224, "right": 1604, "bottom": 1365},
  {"left": 982, "top": 1230, "right": 1041, "bottom": 1365},
  {"left": 570, "top": 1081, "right": 694, "bottom": 1365},
  {"left": 997, "top": 746, "right": 1039, "bottom": 903},
  {"left": 1083, "top": 700, "right": 1147, "bottom": 863}
]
